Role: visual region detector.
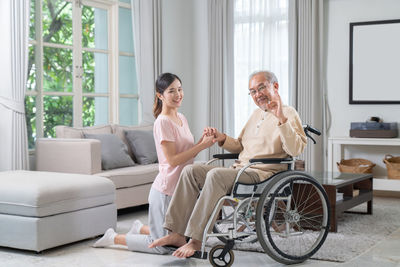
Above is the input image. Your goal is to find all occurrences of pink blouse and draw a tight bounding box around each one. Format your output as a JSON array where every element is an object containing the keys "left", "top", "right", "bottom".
[{"left": 152, "top": 113, "right": 195, "bottom": 196}]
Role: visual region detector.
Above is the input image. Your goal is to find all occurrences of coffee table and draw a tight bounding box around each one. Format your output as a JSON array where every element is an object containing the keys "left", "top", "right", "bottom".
[{"left": 306, "top": 172, "right": 373, "bottom": 232}]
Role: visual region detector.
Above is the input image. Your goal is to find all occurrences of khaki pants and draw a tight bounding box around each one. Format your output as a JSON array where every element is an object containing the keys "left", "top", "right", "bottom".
[{"left": 163, "top": 164, "right": 261, "bottom": 241}]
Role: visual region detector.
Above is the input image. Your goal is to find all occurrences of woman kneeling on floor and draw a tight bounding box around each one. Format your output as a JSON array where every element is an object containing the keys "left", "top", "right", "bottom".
[{"left": 92, "top": 73, "right": 215, "bottom": 254}]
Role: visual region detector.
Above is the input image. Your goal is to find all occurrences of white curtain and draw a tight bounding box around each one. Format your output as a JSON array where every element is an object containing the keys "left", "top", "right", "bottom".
[
  {"left": 289, "top": 0, "right": 324, "bottom": 171},
  {"left": 207, "top": 0, "right": 234, "bottom": 158},
  {"left": 0, "top": 0, "right": 30, "bottom": 171},
  {"left": 233, "top": 0, "right": 289, "bottom": 137},
  {"left": 131, "top": 0, "right": 162, "bottom": 124}
]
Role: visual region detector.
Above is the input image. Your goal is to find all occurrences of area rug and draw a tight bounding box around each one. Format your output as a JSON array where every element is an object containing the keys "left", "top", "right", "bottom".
[{"left": 206, "top": 197, "right": 400, "bottom": 262}]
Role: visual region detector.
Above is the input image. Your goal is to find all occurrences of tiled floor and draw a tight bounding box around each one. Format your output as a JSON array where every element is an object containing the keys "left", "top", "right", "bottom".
[{"left": 1, "top": 204, "right": 400, "bottom": 267}]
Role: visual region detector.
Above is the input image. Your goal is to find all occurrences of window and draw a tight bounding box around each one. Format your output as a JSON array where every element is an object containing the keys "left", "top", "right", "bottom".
[
  {"left": 26, "top": 0, "right": 138, "bottom": 149},
  {"left": 233, "top": 0, "right": 289, "bottom": 137}
]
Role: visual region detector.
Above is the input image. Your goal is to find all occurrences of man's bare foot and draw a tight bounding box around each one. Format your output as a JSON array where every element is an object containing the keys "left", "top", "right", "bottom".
[
  {"left": 148, "top": 232, "right": 186, "bottom": 248},
  {"left": 172, "top": 239, "right": 201, "bottom": 258}
]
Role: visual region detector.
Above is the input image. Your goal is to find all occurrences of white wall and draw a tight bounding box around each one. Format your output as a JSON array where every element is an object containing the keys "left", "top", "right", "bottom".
[
  {"left": 325, "top": 0, "right": 400, "bottom": 175},
  {"left": 326, "top": 0, "right": 400, "bottom": 137}
]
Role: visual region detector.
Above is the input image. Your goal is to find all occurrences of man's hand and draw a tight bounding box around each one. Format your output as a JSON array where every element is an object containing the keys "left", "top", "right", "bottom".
[
  {"left": 203, "top": 127, "right": 226, "bottom": 143},
  {"left": 266, "top": 84, "right": 287, "bottom": 125}
]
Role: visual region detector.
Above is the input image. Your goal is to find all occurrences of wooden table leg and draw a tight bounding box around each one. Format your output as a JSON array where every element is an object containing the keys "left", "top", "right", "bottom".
[
  {"left": 367, "top": 199, "right": 373, "bottom": 214},
  {"left": 323, "top": 185, "right": 337, "bottom": 232},
  {"left": 368, "top": 178, "right": 373, "bottom": 214}
]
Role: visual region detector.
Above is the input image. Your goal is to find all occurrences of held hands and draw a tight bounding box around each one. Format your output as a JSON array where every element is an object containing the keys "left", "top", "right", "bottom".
[
  {"left": 203, "top": 127, "right": 226, "bottom": 144},
  {"left": 265, "top": 83, "right": 287, "bottom": 125}
]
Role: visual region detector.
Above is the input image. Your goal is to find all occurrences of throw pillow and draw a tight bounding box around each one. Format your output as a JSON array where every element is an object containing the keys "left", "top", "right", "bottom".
[
  {"left": 124, "top": 130, "right": 158, "bottom": 165},
  {"left": 84, "top": 133, "right": 135, "bottom": 170}
]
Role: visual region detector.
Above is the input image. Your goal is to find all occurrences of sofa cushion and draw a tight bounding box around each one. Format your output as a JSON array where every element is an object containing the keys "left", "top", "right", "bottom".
[
  {"left": 125, "top": 129, "right": 158, "bottom": 165},
  {"left": 84, "top": 133, "right": 135, "bottom": 170},
  {"left": 97, "top": 164, "right": 159, "bottom": 189},
  {"left": 112, "top": 124, "right": 153, "bottom": 161},
  {"left": 0, "top": 171, "right": 115, "bottom": 217},
  {"left": 56, "top": 125, "right": 113, "bottom": 138}
]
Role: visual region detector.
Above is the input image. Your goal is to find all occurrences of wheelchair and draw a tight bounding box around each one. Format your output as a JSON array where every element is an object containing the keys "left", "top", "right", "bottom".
[{"left": 197, "top": 125, "right": 330, "bottom": 266}]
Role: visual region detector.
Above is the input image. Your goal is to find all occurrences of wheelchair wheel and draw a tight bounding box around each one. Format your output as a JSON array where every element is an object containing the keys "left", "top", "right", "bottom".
[
  {"left": 213, "top": 198, "right": 258, "bottom": 244},
  {"left": 256, "top": 171, "right": 330, "bottom": 265},
  {"left": 209, "top": 245, "right": 235, "bottom": 267}
]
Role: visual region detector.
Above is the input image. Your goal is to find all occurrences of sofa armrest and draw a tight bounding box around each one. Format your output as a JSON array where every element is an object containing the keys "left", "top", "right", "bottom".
[{"left": 36, "top": 138, "right": 102, "bottom": 174}]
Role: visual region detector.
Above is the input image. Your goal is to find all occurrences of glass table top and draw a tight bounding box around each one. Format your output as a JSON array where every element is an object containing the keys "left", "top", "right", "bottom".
[{"left": 304, "top": 171, "right": 373, "bottom": 186}]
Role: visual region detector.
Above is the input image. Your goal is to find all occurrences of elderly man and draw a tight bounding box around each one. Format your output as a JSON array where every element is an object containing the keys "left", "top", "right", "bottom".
[{"left": 149, "top": 70, "right": 307, "bottom": 258}]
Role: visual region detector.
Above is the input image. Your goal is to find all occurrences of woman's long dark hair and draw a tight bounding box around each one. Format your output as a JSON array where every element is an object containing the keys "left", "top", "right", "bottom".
[{"left": 153, "top": 73, "right": 182, "bottom": 118}]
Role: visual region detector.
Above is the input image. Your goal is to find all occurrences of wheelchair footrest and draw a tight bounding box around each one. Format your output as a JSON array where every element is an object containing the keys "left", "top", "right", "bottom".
[
  {"left": 192, "top": 250, "right": 208, "bottom": 259},
  {"left": 164, "top": 246, "right": 208, "bottom": 259}
]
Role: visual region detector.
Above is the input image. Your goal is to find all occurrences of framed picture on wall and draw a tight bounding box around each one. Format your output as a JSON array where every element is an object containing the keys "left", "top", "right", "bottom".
[{"left": 349, "top": 19, "right": 400, "bottom": 104}]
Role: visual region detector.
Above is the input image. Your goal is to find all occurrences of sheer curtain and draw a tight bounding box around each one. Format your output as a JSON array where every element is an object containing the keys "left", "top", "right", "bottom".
[
  {"left": 233, "top": 0, "right": 289, "bottom": 137},
  {"left": 0, "top": 0, "right": 30, "bottom": 171}
]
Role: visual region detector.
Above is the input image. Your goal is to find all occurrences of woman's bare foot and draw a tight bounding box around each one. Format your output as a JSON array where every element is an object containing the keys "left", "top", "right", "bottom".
[
  {"left": 172, "top": 239, "right": 202, "bottom": 258},
  {"left": 140, "top": 225, "right": 150, "bottom": 235},
  {"left": 148, "top": 232, "right": 186, "bottom": 248},
  {"left": 114, "top": 234, "right": 127, "bottom": 246}
]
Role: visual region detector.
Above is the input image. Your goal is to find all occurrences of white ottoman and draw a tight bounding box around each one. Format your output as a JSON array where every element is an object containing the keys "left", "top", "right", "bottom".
[{"left": 0, "top": 171, "right": 117, "bottom": 252}]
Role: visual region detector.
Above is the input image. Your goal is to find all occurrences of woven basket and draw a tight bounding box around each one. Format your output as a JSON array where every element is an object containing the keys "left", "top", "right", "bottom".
[
  {"left": 383, "top": 154, "right": 400, "bottom": 179},
  {"left": 337, "top": 158, "right": 375, "bottom": 174}
]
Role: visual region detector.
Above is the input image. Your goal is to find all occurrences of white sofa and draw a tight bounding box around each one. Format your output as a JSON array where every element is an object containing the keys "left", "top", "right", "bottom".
[
  {"left": 0, "top": 170, "right": 116, "bottom": 252},
  {"left": 36, "top": 124, "right": 159, "bottom": 210}
]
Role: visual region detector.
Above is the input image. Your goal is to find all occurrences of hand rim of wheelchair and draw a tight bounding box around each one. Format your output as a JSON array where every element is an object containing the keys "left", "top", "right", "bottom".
[{"left": 255, "top": 171, "right": 330, "bottom": 264}]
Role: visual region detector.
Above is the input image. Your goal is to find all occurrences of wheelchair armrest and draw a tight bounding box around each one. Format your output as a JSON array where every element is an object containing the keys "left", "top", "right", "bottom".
[
  {"left": 212, "top": 153, "right": 240, "bottom": 160},
  {"left": 249, "top": 157, "right": 293, "bottom": 164}
]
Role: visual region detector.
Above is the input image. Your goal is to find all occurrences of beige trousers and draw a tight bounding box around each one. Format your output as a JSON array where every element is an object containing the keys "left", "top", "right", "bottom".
[{"left": 163, "top": 164, "right": 261, "bottom": 241}]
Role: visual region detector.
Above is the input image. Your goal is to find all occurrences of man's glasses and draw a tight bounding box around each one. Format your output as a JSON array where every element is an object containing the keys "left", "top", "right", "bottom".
[{"left": 248, "top": 84, "right": 267, "bottom": 96}]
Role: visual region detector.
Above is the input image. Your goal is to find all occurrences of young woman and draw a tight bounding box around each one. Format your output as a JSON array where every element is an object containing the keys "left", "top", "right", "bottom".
[{"left": 93, "top": 73, "right": 215, "bottom": 254}]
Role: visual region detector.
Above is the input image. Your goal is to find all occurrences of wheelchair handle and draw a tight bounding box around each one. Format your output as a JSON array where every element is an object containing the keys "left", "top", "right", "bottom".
[
  {"left": 303, "top": 124, "right": 321, "bottom": 144},
  {"left": 303, "top": 124, "right": 321, "bottom": 136}
]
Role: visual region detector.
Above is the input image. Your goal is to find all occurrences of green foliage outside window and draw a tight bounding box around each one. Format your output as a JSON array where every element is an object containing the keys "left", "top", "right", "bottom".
[
  {"left": 83, "top": 97, "right": 95, "bottom": 127},
  {"left": 82, "top": 6, "right": 95, "bottom": 48},
  {"left": 42, "top": 0, "right": 73, "bottom": 45},
  {"left": 29, "top": 0, "right": 36, "bottom": 40},
  {"left": 82, "top": 52, "right": 95, "bottom": 93},
  {"left": 27, "top": 45, "right": 36, "bottom": 91},
  {"left": 25, "top": 96, "right": 36, "bottom": 148},
  {"left": 43, "top": 96, "right": 73, "bottom": 138},
  {"left": 43, "top": 47, "right": 73, "bottom": 92}
]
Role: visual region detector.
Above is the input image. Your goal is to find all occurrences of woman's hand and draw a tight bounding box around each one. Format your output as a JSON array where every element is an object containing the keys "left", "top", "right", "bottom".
[{"left": 200, "top": 134, "right": 216, "bottom": 148}]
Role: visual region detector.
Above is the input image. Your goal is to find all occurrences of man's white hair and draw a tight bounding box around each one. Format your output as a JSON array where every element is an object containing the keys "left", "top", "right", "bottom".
[{"left": 248, "top": 70, "right": 278, "bottom": 84}]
